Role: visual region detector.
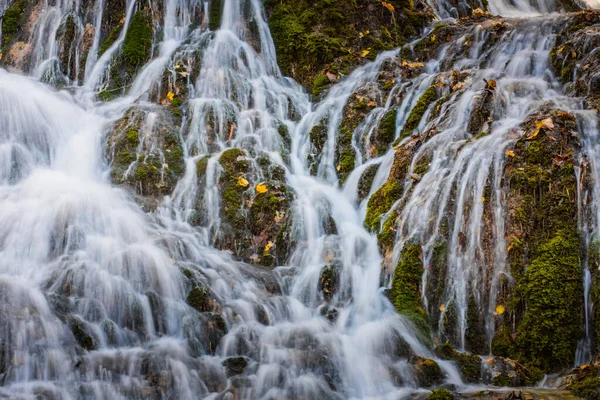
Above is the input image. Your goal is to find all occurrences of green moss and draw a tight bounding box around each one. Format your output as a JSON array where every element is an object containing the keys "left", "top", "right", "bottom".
[
  {"left": 428, "top": 388, "right": 454, "bottom": 400},
  {"left": 377, "top": 211, "right": 398, "bottom": 254},
  {"left": 126, "top": 127, "right": 140, "bottom": 146},
  {"left": 69, "top": 318, "right": 97, "bottom": 351},
  {"left": 491, "top": 325, "right": 513, "bottom": 357},
  {"left": 312, "top": 74, "right": 330, "bottom": 97},
  {"left": 357, "top": 164, "right": 379, "bottom": 202},
  {"left": 309, "top": 121, "right": 328, "bottom": 152},
  {"left": 400, "top": 85, "right": 438, "bottom": 139},
  {"left": 435, "top": 343, "right": 481, "bottom": 382},
  {"left": 465, "top": 294, "right": 486, "bottom": 354},
  {"left": 338, "top": 148, "right": 355, "bottom": 181},
  {"left": 389, "top": 243, "right": 430, "bottom": 338},
  {"left": 414, "top": 357, "right": 443, "bottom": 387},
  {"left": 186, "top": 285, "right": 211, "bottom": 312},
  {"left": 364, "top": 181, "right": 402, "bottom": 232},
  {"left": 319, "top": 264, "right": 338, "bottom": 301},
  {"left": 572, "top": 377, "right": 600, "bottom": 400},
  {"left": 373, "top": 109, "right": 397, "bottom": 154},
  {"left": 209, "top": 0, "right": 223, "bottom": 31},
  {"left": 516, "top": 231, "right": 582, "bottom": 372},
  {"left": 196, "top": 156, "right": 209, "bottom": 178},
  {"left": 218, "top": 148, "right": 250, "bottom": 228},
  {"left": 1, "top": 0, "right": 24, "bottom": 53},
  {"left": 99, "top": 23, "right": 122, "bottom": 56},
  {"left": 122, "top": 11, "right": 153, "bottom": 70},
  {"left": 278, "top": 123, "right": 292, "bottom": 151}
]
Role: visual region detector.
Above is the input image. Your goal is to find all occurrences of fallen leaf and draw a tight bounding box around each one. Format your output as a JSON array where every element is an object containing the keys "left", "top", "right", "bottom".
[
  {"left": 382, "top": 1, "right": 395, "bottom": 12},
  {"left": 256, "top": 183, "right": 268, "bottom": 193},
  {"left": 439, "top": 304, "right": 445, "bottom": 312},
  {"left": 264, "top": 241, "right": 274, "bottom": 253},
  {"left": 496, "top": 305, "right": 505, "bottom": 315},
  {"left": 237, "top": 177, "right": 249, "bottom": 187},
  {"left": 166, "top": 91, "right": 174, "bottom": 101},
  {"left": 360, "top": 49, "right": 370, "bottom": 58},
  {"left": 505, "top": 150, "right": 515, "bottom": 157}
]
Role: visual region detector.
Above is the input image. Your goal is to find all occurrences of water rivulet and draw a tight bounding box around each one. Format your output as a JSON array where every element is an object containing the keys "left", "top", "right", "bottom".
[{"left": 1, "top": 0, "right": 600, "bottom": 397}]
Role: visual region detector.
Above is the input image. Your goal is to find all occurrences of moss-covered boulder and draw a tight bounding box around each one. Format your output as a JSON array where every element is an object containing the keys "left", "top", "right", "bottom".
[
  {"left": 412, "top": 357, "right": 444, "bottom": 387},
  {"left": 572, "top": 377, "right": 600, "bottom": 400},
  {"left": 483, "top": 356, "right": 543, "bottom": 387},
  {"left": 428, "top": 388, "right": 455, "bottom": 400},
  {"left": 435, "top": 342, "right": 481, "bottom": 383},
  {"left": 263, "top": 0, "right": 432, "bottom": 86},
  {"left": 357, "top": 164, "right": 379, "bottom": 203},
  {"left": 98, "top": 10, "right": 154, "bottom": 99},
  {"left": 388, "top": 243, "right": 430, "bottom": 338},
  {"left": 503, "top": 109, "right": 583, "bottom": 372},
  {"left": 107, "top": 109, "right": 185, "bottom": 207},
  {"left": 215, "top": 149, "right": 293, "bottom": 267}
]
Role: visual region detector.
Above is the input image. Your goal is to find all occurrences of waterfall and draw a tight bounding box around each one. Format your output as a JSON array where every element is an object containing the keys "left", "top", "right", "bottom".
[{"left": 0, "top": 0, "right": 599, "bottom": 397}]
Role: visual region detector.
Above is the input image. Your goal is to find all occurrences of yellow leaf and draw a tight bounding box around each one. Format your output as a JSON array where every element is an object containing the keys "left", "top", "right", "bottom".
[
  {"left": 481, "top": 197, "right": 485, "bottom": 202},
  {"left": 166, "top": 91, "right": 174, "bottom": 101},
  {"left": 402, "top": 59, "right": 408, "bottom": 67},
  {"left": 495, "top": 305, "right": 505, "bottom": 315},
  {"left": 407, "top": 61, "right": 424, "bottom": 68},
  {"left": 439, "top": 304, "right": 445, "bottom": 312},
  {"left": 237, "top": 177, "right": 249, "bottom": 187},
  {"left": 256, "top": 183, "right": 268, "bottom": 193},
  {"left": 264, "top": 241, "right": 274, "bottom": 253},
  {"left": 384, "top": 2, "right": 395, "bottom": 12},
  {"left": 526, "top": 129, "right": 540, "bottom": 140},
  {"left": 487, "top": 80, "right": 497, "bottom": 89},
  {"left": 431, "top": 34, "right": 437, "bottom": 42},
  {"left": 507, "top": 243, "right": 514, "bottom": 252},
  {"left": 557, "top": 46, "right": 564, "bottom": 54},
  {"left": 336, "top": 164, "right": 341, "bottom": 171},
  {"left": 505, "top": 150, "right": 515, "bottom": 157},
  {"left": 360, "top": 49, "right": 370, "bottom": 58},
  {"left": 368, "top": 100, "right": 376, "bottom": 107}
]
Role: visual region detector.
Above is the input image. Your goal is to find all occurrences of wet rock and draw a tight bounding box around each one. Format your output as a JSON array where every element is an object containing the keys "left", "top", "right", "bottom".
[
  {"left": 222, "top": 356, "right": 248, "bottom": 377},
  {"left": 107, "top": 108, "right": 185, "bottom": 209},
  {"left": 357, "top": 164, "right": 379, "bottom": 203},
  {"left": 318, "top": 264, "right": 339, "bottom": 302},
  {"left": 428, "top": 388, "right": 455, "bottom": 400},
  {"left": 571, "top": 376, "right": 600, "bottom": 400},
  {"left": 435, "top": 343, "right": 482, "bottom": 383},
  {"left": 201, "top": 313, "right": 228, "bottom": 355},
  {"left": 215, "top": 148, "right": 293, "bottom": 267},
  {"left": 483, "top": 356, "right": 543, "bottom": 387},
  {"left": 412, "top": 356, "right": 444, "bottom": 387},
  {"left": 264, "top": 0, "right": 432, "bottom": 86},
  {"left": 186, "top": 285, "right": 213, "bottom": 313},
  {"left": 388, "top": 243, "right": 430, "bottom": 339},
  {"left": 68, "top": 316, "right": 98, "bottom": 351},
  {"left": 491, "top": 325, "right": 514, "bottom": 358},
  {"left": 504, "top": 108, "right": 583, "bottom": 372}
]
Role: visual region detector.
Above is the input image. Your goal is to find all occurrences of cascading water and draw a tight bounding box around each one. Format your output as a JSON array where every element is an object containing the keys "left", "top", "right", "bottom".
[{"left": 1, "top": 0, "right": 600, "bottom": 396}]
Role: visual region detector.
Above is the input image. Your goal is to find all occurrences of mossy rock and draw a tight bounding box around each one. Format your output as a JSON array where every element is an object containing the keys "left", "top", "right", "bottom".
[
  {"left": 357, "top": 164, "right": 379, "bottom": 203},
  {"left": 503, "top": 110, "right": 582, "bottom": 373},
  {"left": 515, "top": 232, "right": 582, "bottom": 372},
  {"left": 388, "top": 243, "right": 430, "bottom": 339},
  {"left": 1, "top": 0, "right": 24, "bottom": 54},
  {"left": 412, "top": 357, "right": 444, "bottom": 387},
  {"left": 209, "top": 0, "right": 223, "bottom": 31},
  {"left": 122, "top": 11, "right": 153, "bottom": 70},
  {"left": 372, "top": 109, "right": 397, "bottom": 155},
  {"left": 491, "top": 325, "right": 513, "bottom": 358},
  {"left": 399, "top": 85, "right": 438, "bottom": 140},
  {"left": 572, "top": 377, "right": 600, "bottom": 400},
  {"left": 264, "top": 0, "right": 432, "bottom": 85},
  {"left": 69, "top": 317, "right": 98, "bottom": 351},
  {"left": 428, "top": 388, "right": 455, "bottom": 400},
  {"left": 318, "top": 264, "right": 339, "bottom": 301},
  {"left": 364, "top": 181, "right": 402, "bottom": 232},
  {"left": 186, "top": 285, "right": 212, "bottom": 312},
  {"left": 435, "top": 342, "right": 481, "bottom": 383}
]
